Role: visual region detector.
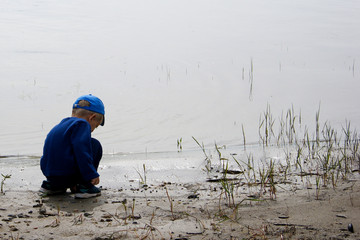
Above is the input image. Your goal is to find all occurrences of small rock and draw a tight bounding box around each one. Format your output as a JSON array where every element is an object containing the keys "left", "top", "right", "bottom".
[
  {"left": 84, "top": 212, "right": 93, "bottom": 217},
  {"left": 348, "top": 223, "right": 354, "bottom": 233},
  {"left": 188, "top": 194, "right": 199, "bottom": 199},
  {"left": 9, "top": 226, "right": 18, "bottom": 231},
  {"left": 18, "top": 213, "right": 30, "bottom": 218}
]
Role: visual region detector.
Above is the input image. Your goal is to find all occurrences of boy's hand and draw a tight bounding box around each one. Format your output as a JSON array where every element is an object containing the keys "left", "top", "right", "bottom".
[{"left": 91, "top": 177, "right": 100, "bottom": 185}]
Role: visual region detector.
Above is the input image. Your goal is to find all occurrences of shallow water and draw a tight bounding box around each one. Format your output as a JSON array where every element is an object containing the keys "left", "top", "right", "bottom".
[
  {"left": 1, "top": 0, "right": 359, "bottom": 157},
  {"left": 1, "top": 144, "right": 285, "bottom": 191}
]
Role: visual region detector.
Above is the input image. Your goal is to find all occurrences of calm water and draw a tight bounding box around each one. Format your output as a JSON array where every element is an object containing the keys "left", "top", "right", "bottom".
[{"left": 1, "top": 0, "right": 359, "bottom": 157}]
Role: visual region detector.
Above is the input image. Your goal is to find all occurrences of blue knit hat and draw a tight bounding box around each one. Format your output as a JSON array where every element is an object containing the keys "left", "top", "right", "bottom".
[{"left": 73, "top": 94, "right": 105, "bottom": 126}]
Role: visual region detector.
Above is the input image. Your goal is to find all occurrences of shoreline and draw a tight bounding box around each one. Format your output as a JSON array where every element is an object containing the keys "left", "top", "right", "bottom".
[
  {"left": 1, "top": 172, "right": 359, "bottom": 239},
  {"left": 1, "top": 140, "right": 360, "bottom": 239}
]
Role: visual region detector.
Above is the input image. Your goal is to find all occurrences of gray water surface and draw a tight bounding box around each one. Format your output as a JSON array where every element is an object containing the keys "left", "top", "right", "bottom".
[{"left": 1, "top": 0, "right": 359, "bottom": 156}]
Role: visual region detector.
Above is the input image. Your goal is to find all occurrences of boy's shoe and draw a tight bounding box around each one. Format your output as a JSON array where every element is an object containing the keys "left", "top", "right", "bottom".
[
  {"left": 39, "top": 180, "right": 67, "bottom": 195},
  {"left": 75, "top": 185, "right": 101, "bottom": 199}
]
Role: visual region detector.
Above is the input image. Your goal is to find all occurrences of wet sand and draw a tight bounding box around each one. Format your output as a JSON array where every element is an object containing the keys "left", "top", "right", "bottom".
[{"left": 1, "top": 171, "right": 359, "bottom": 240}]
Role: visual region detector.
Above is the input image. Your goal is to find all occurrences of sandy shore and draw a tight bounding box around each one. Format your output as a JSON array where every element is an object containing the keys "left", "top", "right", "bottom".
[{"left": 1, "top": 173, "right": 359, "bottom": 240}]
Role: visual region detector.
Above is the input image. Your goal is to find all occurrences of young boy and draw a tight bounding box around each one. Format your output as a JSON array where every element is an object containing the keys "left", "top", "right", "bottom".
[{"left": 40, "top": 94, "right": 105, "bottom": 199}]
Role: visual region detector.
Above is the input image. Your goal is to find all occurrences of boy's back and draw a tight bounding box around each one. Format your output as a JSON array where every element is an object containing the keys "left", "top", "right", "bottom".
[{"left": 40, "top": 117, "right": 98, "bottom": 182}]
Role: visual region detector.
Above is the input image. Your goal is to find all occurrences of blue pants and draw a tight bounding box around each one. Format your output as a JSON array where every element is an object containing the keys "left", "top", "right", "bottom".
[{"left": 46, "top": 138, "right": 102, "bottom": 189}]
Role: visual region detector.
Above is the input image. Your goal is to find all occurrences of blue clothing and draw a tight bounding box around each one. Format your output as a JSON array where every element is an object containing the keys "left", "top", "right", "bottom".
[{"left": 40, "top": 117, "right": 100, "bottom": 183}]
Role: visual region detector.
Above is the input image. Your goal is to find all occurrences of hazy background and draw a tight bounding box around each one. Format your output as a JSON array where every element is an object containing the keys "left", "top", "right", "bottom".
[{"left": 1, "top": 0, "right": 359, "bottom": 156}]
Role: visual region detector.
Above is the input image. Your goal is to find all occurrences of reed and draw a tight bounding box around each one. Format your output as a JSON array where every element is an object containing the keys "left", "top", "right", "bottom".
[
  {"left": 257, "top": 160, "right": 277, "bottom": 200},
  {"left": 350, "top": 130, "right": 359, "bottom": 167},
  {"left": 215, "top": 142, "right": 228, "bottom": 171},
  {"left": 165, "top": 186, "right": 175, "bottom": 221},
  {"left": 192, "top": 136, "right": 212, "bottom": 173},
  {"left": 342, "top": 120, "right": 352, "bottom": 173},
  {"left": 285, "top": 105, "right": 299, "bottom": 145},
  {"left": 177, "top": 137, "right": 183, "bottom": 152},
  {"left": 330, "top": 167, "right": 340, "bottom": 189},
  {"left": 277, "top": 112, "right": 286, "bottom": 146},
  {"left": 279, "top": 161, "right": 290, "bottom": 181},
  {"left": 259, "top": 103, "right": 275, "bottom": 146},
  {"left": 219, "top": 160, "right": 235, "bottom": 207},
  {"left": 136, "top": 164, "right": 147, "bottom": 187},
  {"left": 267, "top": 159, "right": 276, "bottom": 200},
  {"left": 315, "top": 172, "right": 321, "bottom": 200},
  {"left": 121, "top": 199, "right": 128, "bottom": 224},
  {"left": 351, "top": 131, "right": 360, "bottom": 171},
  {"left": 131, "top": 198, "right": 136, "bottom": 220},
  {"left": 295, "top": 143, "right": 304, "bottom": 173},
  {"left": 303, "top": 127, "right": 314, "bottom": 160},
  {"left": 0, "top": 173, "right": 11, "bottom": 194},
  {"left": 193, "top": 104, "right": 359, "bottom": 212},
  {"left": 242, "top": 124, "right": 246, "bottom": 150},
  {"left": 315, "top": 104, "right": 321, "bottom": 145},
  {"left": 249, "top": 58, "right": 254, "bottom": 100},
  {"left": 141, "top": 211, "right": 164, "bottom": 240},
  {"left": 242, "top": 153, "right": 256, "bottom": 187},
  {"left": 318, "top": 149, "right": 331, "bottom": 186},
  {"left": 258, "top": 165, "right": 267, "bottom": 195}
]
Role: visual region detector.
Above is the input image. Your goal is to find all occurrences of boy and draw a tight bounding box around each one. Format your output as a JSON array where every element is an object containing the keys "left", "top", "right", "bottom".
[{"left": 40, "top": 94, "right": 105, "bottom": 199}]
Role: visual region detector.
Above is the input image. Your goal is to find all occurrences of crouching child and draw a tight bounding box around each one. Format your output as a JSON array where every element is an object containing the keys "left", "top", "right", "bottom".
[{"left": 40, "top": 94, "right": 105, "bottom": 199}]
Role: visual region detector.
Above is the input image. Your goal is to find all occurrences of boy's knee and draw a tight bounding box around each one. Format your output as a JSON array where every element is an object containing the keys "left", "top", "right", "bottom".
[
  {"left": 91, "top": 138, "right": 102, "bottom": 150},
  {"left": 91, "top": 138, "right": 103, "bottom": 160}
]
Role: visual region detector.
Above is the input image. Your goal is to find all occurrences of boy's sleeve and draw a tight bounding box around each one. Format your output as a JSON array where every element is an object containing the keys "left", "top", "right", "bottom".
[{"left": 71, "top": 121, "right": 99, "bottom": 181}]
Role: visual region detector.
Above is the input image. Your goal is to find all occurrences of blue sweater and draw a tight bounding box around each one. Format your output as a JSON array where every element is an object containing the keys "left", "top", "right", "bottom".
[{"left": 40, "top": 117, "right": 99, "bottom": 181}]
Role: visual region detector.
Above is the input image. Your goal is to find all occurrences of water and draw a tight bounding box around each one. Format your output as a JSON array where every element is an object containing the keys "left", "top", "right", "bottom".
[
  {"left": 0, "top": 144, "right": 285, "bottom": 191},
  {"left": 1, "top": 0, "right": 359, "bottom": 157}
]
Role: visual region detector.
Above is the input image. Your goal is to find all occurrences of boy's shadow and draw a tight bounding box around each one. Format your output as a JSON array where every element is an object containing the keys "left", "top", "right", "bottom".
[{"left": 41, "top": 192, "right": 105, "bottom": 214}]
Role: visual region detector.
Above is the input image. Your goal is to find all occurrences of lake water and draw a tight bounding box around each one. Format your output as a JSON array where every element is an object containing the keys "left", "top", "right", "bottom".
[{"left": 1, "top": 0, "right": 359, "bottom": 158}]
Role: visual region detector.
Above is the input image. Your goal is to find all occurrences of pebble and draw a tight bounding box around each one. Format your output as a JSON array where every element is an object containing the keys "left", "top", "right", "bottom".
[
  {"left": 348, "top": 223, "right": 354, "bottom": 233},
  {"left": 9, "top": 226, "right": 18, "bottom": 231},
  {"left": 84, "top": 212, "right": 93, "bottom": 217},
  {"left": 187, "top": 194, "right": 199, "bottom": 199},
  {"left": 17, "top": 213, "right": 30, "bottom": 218}
]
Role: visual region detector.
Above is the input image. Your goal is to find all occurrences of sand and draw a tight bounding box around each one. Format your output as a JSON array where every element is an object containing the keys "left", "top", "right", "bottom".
[{"left": 1, "top": 173, "right": 359, "bottom": 240}]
